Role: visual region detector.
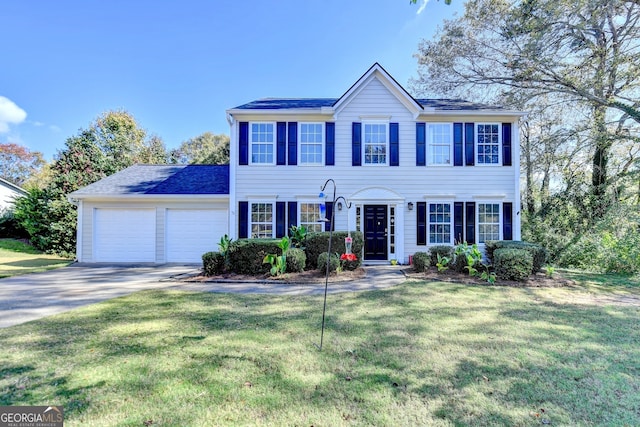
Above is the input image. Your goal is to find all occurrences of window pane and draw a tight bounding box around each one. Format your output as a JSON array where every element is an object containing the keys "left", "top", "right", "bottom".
[
  {"left": 363, "top": 123, "right": 387, "bottom": 164},
  {"left": 250, "top": 203, "right": 273, "bottom": 238},
  {"left": 428, "top": 203, "right": 451, "bottom": 244},
  {"left": 477, "top": 123, "right": 500, "bottom": 165},
  {"left": 478, "top": 203, "right": 500, "bottom": 242},
  {"left": 300, "top": 203, "right": 323, "bottom": 233}
]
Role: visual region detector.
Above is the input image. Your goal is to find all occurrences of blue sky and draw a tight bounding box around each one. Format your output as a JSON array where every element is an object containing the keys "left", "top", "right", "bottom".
[{"left": 0, "top": 0, "right": 464, "bottom": 160}]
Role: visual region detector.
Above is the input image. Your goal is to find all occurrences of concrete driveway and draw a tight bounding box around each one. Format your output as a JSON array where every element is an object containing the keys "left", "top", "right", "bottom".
[{"left": 0, "top": 263, "right": 200, "bottom": 328}]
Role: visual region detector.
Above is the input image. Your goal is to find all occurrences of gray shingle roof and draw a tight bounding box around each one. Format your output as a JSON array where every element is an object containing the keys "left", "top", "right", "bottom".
[
  {"left": 232, "top": 98, "right": 503, "bottom": 111},
  {"left": 70, "top": 165, "right": 229, "bottom": 196}
]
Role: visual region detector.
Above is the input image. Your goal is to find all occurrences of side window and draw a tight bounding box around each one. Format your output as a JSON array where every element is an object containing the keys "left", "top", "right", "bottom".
[
  {"left": 299, "top": 202, "right": 323, "bottom": 233},
  {"left": 250, "top": 122, "right": 275, "bottom": 164},
  {"left": 250, "top": 202, "right": 274, "bottom": 238},
  {"left": 299, "top": 123, "right": 324, "bottom": 165},
  {"left": 476, "top": 124, "right": 500, "bottom": 165},
  {"left": 478, "top": 203, "right": 500, "bottom": 242},
  {"left": 428, "top": 203, "right": 452, "bottom": 244},
  {"left": 427, "top": 123, "right": 452, "bottom": 165}
]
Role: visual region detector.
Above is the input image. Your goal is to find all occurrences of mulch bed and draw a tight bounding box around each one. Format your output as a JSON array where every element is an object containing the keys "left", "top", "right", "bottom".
[
  {"left": 405, "top": 267, "right": 574, "bottom": 287},
  {"left": 185, "top": 268, "right": 367, "bottom": 284}
]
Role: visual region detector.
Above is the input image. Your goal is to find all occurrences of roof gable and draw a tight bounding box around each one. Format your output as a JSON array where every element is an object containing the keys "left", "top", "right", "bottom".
[
  {"left": 0, "top": 177, "right": 27, "bottom": 196},
  {"left": 332, "top": 63, "right": 423, "bottom": 117}
]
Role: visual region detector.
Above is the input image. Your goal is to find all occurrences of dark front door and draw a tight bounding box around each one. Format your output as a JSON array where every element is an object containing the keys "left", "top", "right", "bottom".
[{"left": 364, "top": 205, "right": 388, "bottom": 260}]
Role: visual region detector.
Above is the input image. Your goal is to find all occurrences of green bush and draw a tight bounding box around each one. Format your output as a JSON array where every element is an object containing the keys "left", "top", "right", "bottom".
[
  {"left": 453, "top": 242, "right": 483, "bottom": 273},
  {"left": 305, "top": 231, "right": 363, "bottom": 270},
  {"left": 227, "top": 239, "right": 282, "bottom": 274},
  {"left": 494, "top": 248, "right": 533, "bottom": 282},
  {"left": 412, "top": 252, "right": 430, "bottom": 272},
  {"left": 429, "top": 245, "right": 453, "bottom": 266},
  {"left": 0, "top": 209, "right": 28, "bottom": 239},
  {"left": 317, "top": 252, "right": 340, "bottom": 273},
  {"left": 286, "top": 248, "right": 306, "bottom": 273},
  {"left": 202, "top": 252, "right": 225, "bottom": 276},
  {"left": 485, "top": 240, "right": 547, "bottom": 273}
]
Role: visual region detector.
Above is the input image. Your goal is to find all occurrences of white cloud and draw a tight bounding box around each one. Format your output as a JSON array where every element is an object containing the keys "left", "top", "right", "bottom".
[
  {"left": 0, "top": 96, "right": 27, "bottom": 133},
  {"left": 416, "top": 0, "right": 429, "bottom": 14}
]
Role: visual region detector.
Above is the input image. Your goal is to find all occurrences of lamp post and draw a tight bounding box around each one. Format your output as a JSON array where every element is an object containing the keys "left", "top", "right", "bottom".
[{"left": 317, "top": 178, "right": 351, "bottom": 351}]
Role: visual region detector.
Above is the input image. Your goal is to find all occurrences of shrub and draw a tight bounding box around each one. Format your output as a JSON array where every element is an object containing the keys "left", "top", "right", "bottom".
[
  {"left": 494, "top": 248, "right": 533, "bottom": 282},
  {"left": 286, "top": 248, "right": 306, "bottom": 273},
  {"left": 305, "top": 231, "right": 363, "bottom": 270},
  {"left": 485, "top": 240, "right": 547, "bottom": 273},
  {"left": 412, "top": 252, "right": 430, "bottom": 272},
  {"left": 227, "top": 239, "right": 282, "bottom": 274},
  {"left": 202, "top": 252, "right": 225, "bottom": 276},
  {"left": 0, "top": 208, "right": 28, "bottom": 239},
  {"left": 429, "top": 245, "right": 453, "bottom": 266},
  {"left": 317, "top": 252, "right": 340, "bottom": 273},
  {"left": 453, "top": 242, "right": 483, "bottom": 274}
]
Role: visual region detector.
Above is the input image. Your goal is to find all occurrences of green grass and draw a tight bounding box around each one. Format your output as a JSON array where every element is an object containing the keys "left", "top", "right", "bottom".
[
  {"left": 0, "top": 276, "right": 639, "bottom": 426},
  {"left": 0, "top": 238, "right": 72, "bottom": 278}
]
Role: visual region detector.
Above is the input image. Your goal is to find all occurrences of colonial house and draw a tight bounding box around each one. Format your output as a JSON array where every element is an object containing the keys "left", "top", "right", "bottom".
[{"left": 70, "top": 63, "right": 524, "bottom": 264}]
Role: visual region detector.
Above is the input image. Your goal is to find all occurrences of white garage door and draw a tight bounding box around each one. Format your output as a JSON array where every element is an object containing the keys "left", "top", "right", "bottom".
[
  {"left": 166, "top": 209, "right": 228, "bottom": 262},
  {"left": 94, "top": 209, "right": 156, "bottom": 262}
]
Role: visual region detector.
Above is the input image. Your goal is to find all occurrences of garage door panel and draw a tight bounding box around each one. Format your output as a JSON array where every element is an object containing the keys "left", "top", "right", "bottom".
[
  {"left": 94, "top": 209, "right": 156, "bottom": 262},
  {"left": 166, "top": 209, "right": 227, "bottom": 262}
]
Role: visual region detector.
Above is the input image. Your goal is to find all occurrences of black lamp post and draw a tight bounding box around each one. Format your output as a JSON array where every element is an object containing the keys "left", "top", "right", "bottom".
[{"left": 317, "top": 178, "right": 351, "bottom": 351}]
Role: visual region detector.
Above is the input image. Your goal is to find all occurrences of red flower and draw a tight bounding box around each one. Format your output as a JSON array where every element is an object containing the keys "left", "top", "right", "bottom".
[{"left": 340, "top": 253, "right": 357, "bottom": 261}]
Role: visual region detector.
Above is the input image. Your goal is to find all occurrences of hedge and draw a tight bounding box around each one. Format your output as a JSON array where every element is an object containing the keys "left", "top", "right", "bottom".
[
  {"left": 485, "top": 240, "right": 547, "bottom": 273},
  {"left": 202, "top": 252, "right": 225, "bottom": 276},
  {"left": 494, "top": 248, "right": 533, "bottom": 282},
  {"left": 412, "top": 251, "right": 430, "bottom": 272},
  {"left": 317, "top": 252, "right": 340, "bottom": 273},
  {"left": 286, "top": 248, "right": 306, "bottom": 273},
  {"left": 227, "top": 239, "right": 283, "bottom": 275},
  {"left": 305, "top": 231, "right": 363, "bottom": 270},
  {"left": 429, "top": 245, "right": 453, "bottom": 266}
]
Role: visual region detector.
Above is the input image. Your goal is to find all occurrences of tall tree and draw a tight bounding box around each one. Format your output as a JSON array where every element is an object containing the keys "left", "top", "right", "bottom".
[
  {"left": 14, "top": 110, "right": 168, "bottom": 255},
  {"left": 0, "top": 143, "right": 45, "bottom": 186},
  {"left": 169, "top": 132, "right": 229, "bottom": 164},
  {"left": 412, "top": 0, "right": 640, "bottom": 216}
]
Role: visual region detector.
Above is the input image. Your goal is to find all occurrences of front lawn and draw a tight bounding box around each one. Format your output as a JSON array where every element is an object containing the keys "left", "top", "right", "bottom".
[
  {"left": 0, "top": 239, "right": 73, "bottom": 278},
  {"left": 0, "top": 277, "right": 638, "bottom": 426}
]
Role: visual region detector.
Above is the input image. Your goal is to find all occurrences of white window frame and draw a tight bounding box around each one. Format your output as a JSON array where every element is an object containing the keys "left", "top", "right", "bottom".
[
  {"left": 249, "top": 201, "right": 275, "bottom": 239},
  {"left": 298, "top": 201, "right": 324, "bottom": 233},
  {"left": 477, "top": 202, "right": 501, "bottom": 243},
  {"left": 476, "top": 123, "right": 501, "bottom": 165},
  {"left": 249, "top": 122, "right": 276, "bottom": 165},
  {"left": 426, "top": 123, "right": 453, "bottom": 166},
  {"left": 298, "top": 122, "right": 324, "bottom": 166},
  {"left": 428, "top": 201, "right": 454, "bottom": 245},
  {"left": 362, "top": 121, "right": 389, "bottom": 166}
]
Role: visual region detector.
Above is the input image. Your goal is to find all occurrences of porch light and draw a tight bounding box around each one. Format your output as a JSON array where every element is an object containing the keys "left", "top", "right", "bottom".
[{"left": 408, "top": 202, "right": 414, "bottom": 211}]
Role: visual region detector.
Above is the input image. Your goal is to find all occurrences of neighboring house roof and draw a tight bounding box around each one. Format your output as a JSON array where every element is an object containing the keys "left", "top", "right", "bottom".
[
  {"left": 69, "top": 164, "right": 230, "bottom": 198},
  {"left": 0, "top": 177, "right": 28, "bottom": 196}
]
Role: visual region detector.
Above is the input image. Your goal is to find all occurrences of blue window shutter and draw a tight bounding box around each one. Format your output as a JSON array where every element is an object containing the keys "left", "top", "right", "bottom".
[
  {"left": 417, "top": 202, "right": 427, "bottom": 246},
  {"left": 325, "top": 122, "right": 335, "bottom": 166},
  {"left": 465, "top": 123, "right": 475, "bottom": 166},
  {"left": 503, "top": 202, "right": 513, "bottom": 240},
  {"left": 277, "top": 122, "right": 287, "bottom": 165},
  {"left": 324, "top": 202, "right": 334, "bottom": 231},
  {"left": 465, "top": 202, "right": 476, "bottom": 244},
  {"left": 416, "top": 122, "right": 426, "bottom": 166},
  {"left": 288, "top": 122, "right": 297, "bottom": 166},
  {"left": 502, "top": 123, "right": 512, "bottom": 166},
  {"left": 453, "top": 123, "right": 463, "bottom": 166},
  {"left": 239, "top": 122, "right": 249, "bottom": 165},
  {"left": 390, "top": 122, "right": 399, "bottom": 166},
  {"left": 352, "top": 122, "right": 361, "bottom": 166},
  {"left": 238, "top": 201, "right": 248, "bottom": 238},
  {"left": 276, "top": 201, "right": 286, "bottom": 237},
  {"left": 454, "top": 202, "right": 464, "bottom": 244},
  {"left": 287, "top": 201, "right": 297, "bottom": 233}
]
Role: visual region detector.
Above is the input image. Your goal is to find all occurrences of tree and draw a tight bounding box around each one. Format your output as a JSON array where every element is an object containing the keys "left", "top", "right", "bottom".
[
  {"left": 412, "top": 0, "right": 640, "bottom": 216},
  {"left": 0, "top": 143, "right": 45, "bottom": 186},
  {"left": 14, "top": 110, "right": 168, "bottom": 255},
  {"left": 169, "top": 132, "right": 229, "bottom": 164}
]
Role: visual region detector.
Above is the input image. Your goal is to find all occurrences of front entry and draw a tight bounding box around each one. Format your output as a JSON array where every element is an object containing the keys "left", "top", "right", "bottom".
[{"left": 364, "top": 205, "right": 388, "bottom": 260}]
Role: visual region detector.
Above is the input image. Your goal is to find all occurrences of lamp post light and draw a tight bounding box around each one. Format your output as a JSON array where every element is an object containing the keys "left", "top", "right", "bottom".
[{"left": 317, "top": 178, "right": 351, "bottom": 351}]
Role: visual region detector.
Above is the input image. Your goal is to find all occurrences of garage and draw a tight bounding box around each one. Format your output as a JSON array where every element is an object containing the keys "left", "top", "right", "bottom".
[
  {"left": 166, "top": 209, "right": 227, "bottom": 262},
  {"left": 94, "top": 208, "right": 156, "bottom": 262}
]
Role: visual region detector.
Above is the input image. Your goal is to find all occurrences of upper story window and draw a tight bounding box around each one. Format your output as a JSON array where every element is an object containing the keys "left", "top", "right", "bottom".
[
  {"left": 299, "top": 123, "right": 324, "bottom": 165},
  {"left": 250, "top": 122, "right": 275, "bottom": 164},
  {"left": 250, "top": 202, "right": 273, "bottom": 238},
  {"left": 363, "top": 122, "right": 387, "bottom": 165},
  {"left": 427, "top": 123, "right": 452, "bottom": 165},
  {"left": 477, "top": 124, "right": 500, "bottom": 165},
  {"left": 478, "top": 203, "right": 500, "bottom": 243},
  {"left": 429, "top": 202, "right": 452, "bottom": 244},
  {"left": 299, "top": 202, "right": 323, "bottom": 233}
]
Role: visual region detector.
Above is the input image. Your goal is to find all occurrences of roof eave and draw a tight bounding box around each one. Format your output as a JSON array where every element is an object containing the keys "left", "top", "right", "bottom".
[{"left": 68, "top": 193, "right": 230, "bottom": 201}]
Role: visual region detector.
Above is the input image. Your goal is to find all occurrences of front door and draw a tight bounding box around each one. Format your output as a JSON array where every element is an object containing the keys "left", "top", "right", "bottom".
[{"left": 364, "top": 205, "right": 388, "bottom": 260}]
